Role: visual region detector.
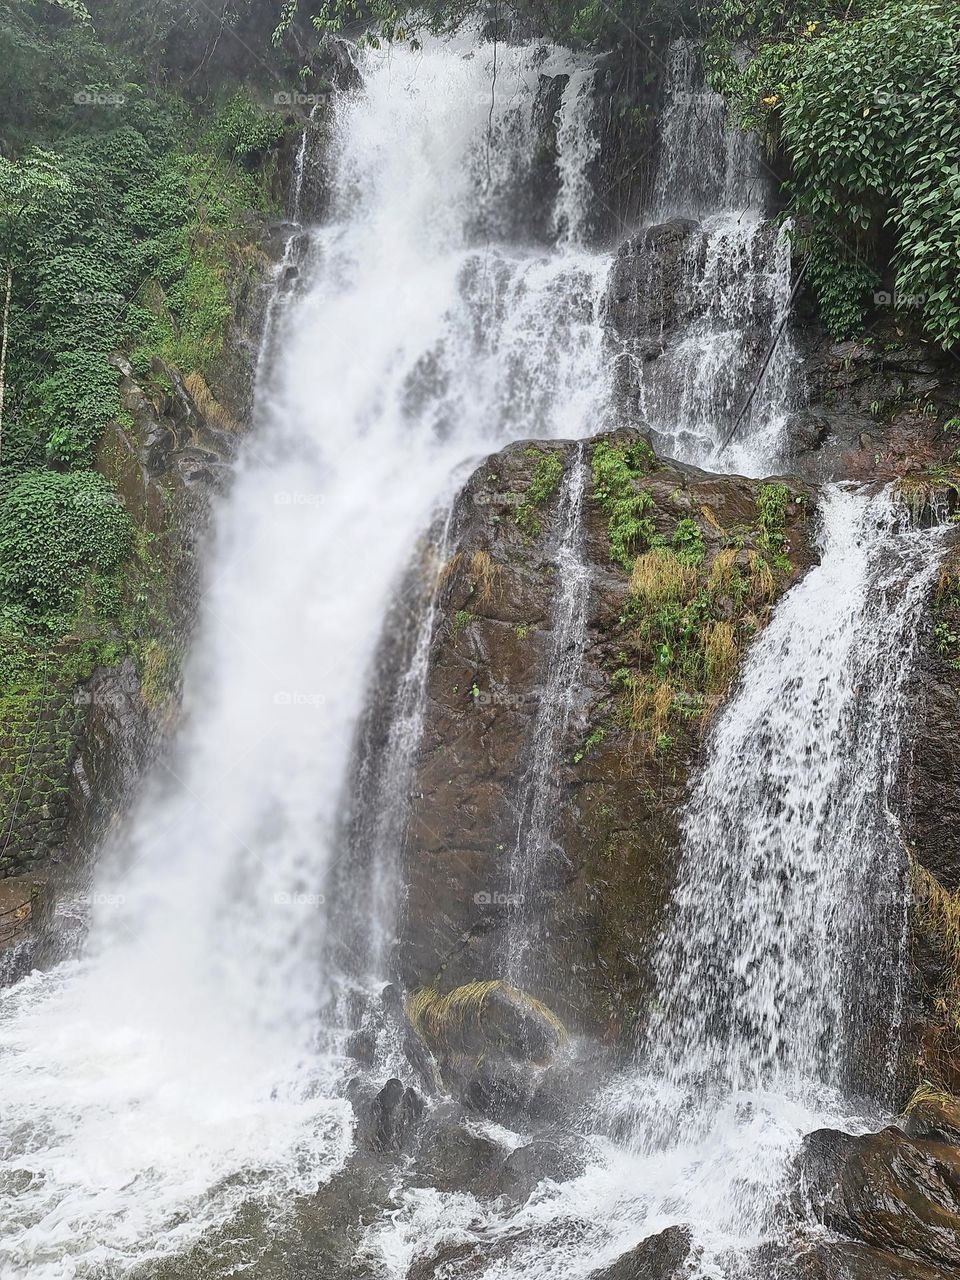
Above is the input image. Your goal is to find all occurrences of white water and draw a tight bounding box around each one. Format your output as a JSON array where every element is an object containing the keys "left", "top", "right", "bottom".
[
  {"left": 630, "top": 39, "right": 800, "bottom": 477},
  {"left": 505, "top": 447, "right": 590, "bottom": 984},
  {"left": 0, "top": 39, "right": 612, "bottom": 1279},
  {"left": 648, "top": 486, "right": 946, "bottom": 1101}
]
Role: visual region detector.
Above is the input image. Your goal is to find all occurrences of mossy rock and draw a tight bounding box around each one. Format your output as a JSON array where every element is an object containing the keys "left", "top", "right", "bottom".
[{"left": 406, "top": 980, "right": 566, "bottom": 1064}]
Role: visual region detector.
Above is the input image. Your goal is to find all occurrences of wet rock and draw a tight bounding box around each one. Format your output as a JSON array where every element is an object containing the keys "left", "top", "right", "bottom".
[
  {"left": 406, "top": 981, "right": 566, "bottom": 1122},
  {"left": 348, "top": 1076, "right": 425, "bottom": 1155},
  {"left": 795, "top": 1126, "right": 960, "bottom": 1268},
  {"left": 69, "top": 659, "right": 155, "bottom": 852},
  {"left": 787, "top": 324, "right": 960, "bottom": 483},
  {"left": 903, "top": 1093, "right": 960, "bottom": 1147},
  {"left": 586, "top": 1226, "right": 693, "bottom": 1280},
  {"left": 412, "top": 1105, "right": 508, "bottom": 1195},
  {"left": 606, "top": 218, "right": 701, "bottom": 351},
  {"left": 317, "top": 34, "right": 362, "bottom": 92},
  {"left": 496, "top": 1136, "right": 583, "bottom": 1199},
  {"left": 791, "top": 1241, "right": 957, "bottom": 1280},
  {"left": 399, "top": 431, "right": 817, "bottom": 1047}
]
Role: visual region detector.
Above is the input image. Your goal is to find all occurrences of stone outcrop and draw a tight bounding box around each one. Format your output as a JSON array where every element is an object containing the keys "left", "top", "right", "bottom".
[
  {"left": 795, "top": 1125, "right": 960, "bottom": 1270},
  {"left": 788, "top": 318, "right": 960, "bottom": 485},
  {"left": 398, "top": 429, "right": 816, "bottom": 1044},
  {"left": 586, "top": 1227, "right": 693, "bottom": 1280}
]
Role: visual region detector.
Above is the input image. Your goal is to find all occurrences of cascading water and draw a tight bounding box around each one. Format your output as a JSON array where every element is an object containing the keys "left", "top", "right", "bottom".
[
  {"left": 505, "top": 446, "right": 590, "bottom": 984},
  {"left": 0, "top": 38, "right": 613, "bottom": 1279},
  {"left": 646, "top": 485, "right": 946, "bottom": 1105},
  {"left": 624, "top": 39, "right": 800, "bottom": 477}
]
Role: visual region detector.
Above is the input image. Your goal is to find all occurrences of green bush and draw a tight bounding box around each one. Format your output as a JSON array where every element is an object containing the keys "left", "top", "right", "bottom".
[
  {"left": 0, "top": 469, "right": 131, "bottom": 621},
  {"left": 709, "top": 0, "right": 960, "bottom": 346}
]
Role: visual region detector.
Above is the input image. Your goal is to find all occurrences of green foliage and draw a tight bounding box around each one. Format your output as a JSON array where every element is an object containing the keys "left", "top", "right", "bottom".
[
  {"left": 755, "top": 481, "right": 793, "bottom": 567},
  {"left": 709, "top": 0, "right": 960, "bottom": 346},
  {"left": 515, "top": 449, "right": 564, "bottom": 537},
  {"left": 279, "top": 0, "right": 694, "bottom": 50},
  {"left": 211, "top": 91, "right": 286, "bottom": 164},
  {"left": 590, "top": 438, "right": 660, "bottom": 568},
  {"left": 0, "top": 469, "right": 131, "bottom": 623},
  {"left": 671, "top": 516, "right": 706, "bottom": 566}
]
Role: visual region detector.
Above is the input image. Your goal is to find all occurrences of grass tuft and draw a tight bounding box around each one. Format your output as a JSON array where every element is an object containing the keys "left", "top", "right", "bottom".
[
  {"left": 183, "top": 371, "right": 239, "bottom": 431},
  {"left": 707, "top": 548, "right": 738, "bottom": 597},
  {"left": 630, "top": 547, "right": 696, "bottom": 607},
  {"left": 703, "top": 621, "right": 738, "bottom": 693},
  {"left": 747, "top": 549, "right": 776, "bottom": 604},
  {"left": 469, "top": 549, "right": 499, "bottom": 607},
  {"left": 406, "top": 980, "right": 566, "bottom": 1058}
]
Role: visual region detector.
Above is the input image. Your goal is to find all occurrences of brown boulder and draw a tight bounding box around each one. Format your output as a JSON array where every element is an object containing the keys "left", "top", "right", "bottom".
[
  {"left": 398, "top": 430, "right": 816, "bottom": 1045},
  {"left": 796, "top": 1126, "right": 960, "bottom": 1268}
]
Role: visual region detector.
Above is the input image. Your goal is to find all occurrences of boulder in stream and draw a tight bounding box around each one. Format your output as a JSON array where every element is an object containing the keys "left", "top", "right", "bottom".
[{"left": 795, "top": 1125, "right": 960, "bottom": 1268}]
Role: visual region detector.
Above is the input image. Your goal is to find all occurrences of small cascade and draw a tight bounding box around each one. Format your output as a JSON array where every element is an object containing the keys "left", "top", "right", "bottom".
[
  {"left": 553, "top": 68, "right": 601, "bottom": 245},
  {"left": 611, "top": 37, "right": 799, "bottom": 477},
  {"left": 505, "top": 446, "right": 590, "bottom": 985},
  {"left": 252, "top": 110, "right": 322, "bottom": 396},
  {"left": 646, "top": 486, "right": 949, "bottom": 1104},
  {"left": 336, "top": 508, "right": 457, "bottom": 995},
  {"left": 632, "top": 217, "right": 798, "bottom": 474},
  {"left": 651, "top": 39, "right": 763, "bottom": 221}
]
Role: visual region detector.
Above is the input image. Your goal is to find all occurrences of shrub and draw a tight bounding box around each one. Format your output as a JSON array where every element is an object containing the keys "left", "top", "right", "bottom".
[{"left": 0, "top": 469, "right": 131, "bottom": 621}]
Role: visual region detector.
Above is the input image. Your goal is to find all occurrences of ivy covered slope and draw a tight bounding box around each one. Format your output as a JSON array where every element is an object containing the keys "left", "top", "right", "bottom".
[
  {"left": 0, "top": 0, "right": 304, "bottom": 872},
  {"left": 706, "top": 0, "right": 960, "bottom": 348}
]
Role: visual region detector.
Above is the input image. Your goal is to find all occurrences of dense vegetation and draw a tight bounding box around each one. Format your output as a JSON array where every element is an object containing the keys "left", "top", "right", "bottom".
[
  {"left": 0, "top": 0, "right": 294, "bottom": 653},
  {"left": 705, "top": 0, "right": 960, "bottom": 347}
]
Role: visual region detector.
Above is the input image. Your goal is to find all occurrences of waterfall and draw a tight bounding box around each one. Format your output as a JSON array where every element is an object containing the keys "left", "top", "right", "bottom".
[
  {"left": 623, "top": 39, "right": 799, "bottom": 477},
  {"left": 0, "top": 38, "right": 613, "bottom": 1278},
  {"left": 646, "top": 486, "right": 948, "bottom": 1103},
  {"left": 505, "top": 446, "right": 590, "bottom": 985},
  {"left": 0, "top": 26, "right": 947, "bottom": 1280}
]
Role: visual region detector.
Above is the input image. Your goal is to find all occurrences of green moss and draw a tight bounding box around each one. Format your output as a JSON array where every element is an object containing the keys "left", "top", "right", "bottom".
[{"left": 608, "top": 493, "right": 801, "bottom": 754}]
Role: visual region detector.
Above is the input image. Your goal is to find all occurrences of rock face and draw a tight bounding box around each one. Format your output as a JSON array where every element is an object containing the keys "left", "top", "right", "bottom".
[
  {"left": 791, "top": 1242, "right": 958, "bottom": 1280},
  {"left": 587, "top": 1227, "right": 693, "bottom": 1280},
  {"left": 398, "top": 429, "right": 816, "bottom": 1044},
  {"left": 788, "top": 320, "right": 960, "bottom": 484},
  {"left": 795, "top": 1125, "right": 960, "bottom": 1269}
]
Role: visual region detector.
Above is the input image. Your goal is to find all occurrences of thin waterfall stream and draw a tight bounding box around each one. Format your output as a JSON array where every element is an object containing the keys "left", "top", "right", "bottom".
[{"left": 0, "top": 28, "right": 950, "bottom": 1280}]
